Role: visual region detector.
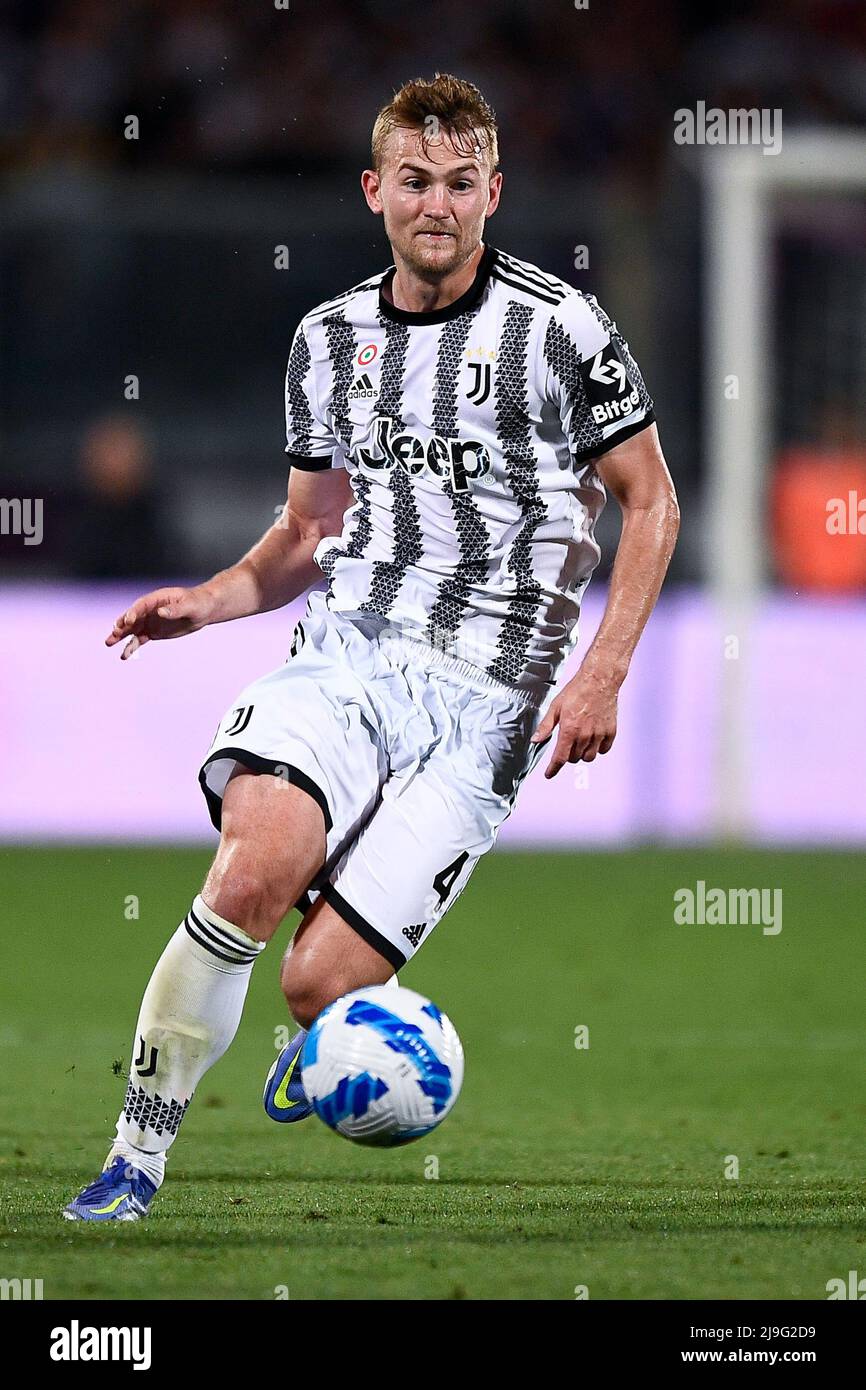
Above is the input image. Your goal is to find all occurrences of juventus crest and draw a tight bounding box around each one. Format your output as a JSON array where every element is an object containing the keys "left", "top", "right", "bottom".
[{"left": 466, "top": 360, "right": 492, "bottom": 404}]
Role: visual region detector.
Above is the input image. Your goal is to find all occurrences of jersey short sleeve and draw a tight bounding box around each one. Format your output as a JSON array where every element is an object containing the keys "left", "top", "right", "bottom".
[
  {"left": 284, "top": 320, "right": 343, "bottom": 472},
  {"left": 543, "top": 292, "right": 655, "bottom": 464}
]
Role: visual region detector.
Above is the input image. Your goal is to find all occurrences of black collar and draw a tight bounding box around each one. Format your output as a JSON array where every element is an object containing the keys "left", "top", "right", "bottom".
[{"left": 378, "top": 243, "right": 497, "bottom": 325}]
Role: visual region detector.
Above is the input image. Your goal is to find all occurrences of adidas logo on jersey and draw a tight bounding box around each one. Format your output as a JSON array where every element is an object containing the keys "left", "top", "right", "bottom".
[
  {"left": 355, "top": 415, "right": 491, "bottom": 494},
  {"left": 348, "top": 373, "right": 377, "bottom": 401},
  {"left": 401, "top": 922, "right": 427, "bottom": 948}
]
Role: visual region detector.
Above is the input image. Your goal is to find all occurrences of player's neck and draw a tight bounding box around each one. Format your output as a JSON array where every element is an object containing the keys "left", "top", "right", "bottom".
[{"left": 386, "top": 242, "right": 486, "bottom": 314}]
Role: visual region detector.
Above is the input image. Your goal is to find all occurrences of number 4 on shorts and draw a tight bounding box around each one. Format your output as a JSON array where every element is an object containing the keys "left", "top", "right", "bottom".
[{"left": 433, "top": 851, "right": 469, "bottom": 907}]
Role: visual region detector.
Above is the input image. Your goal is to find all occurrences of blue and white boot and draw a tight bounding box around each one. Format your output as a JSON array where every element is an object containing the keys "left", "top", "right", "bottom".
[
  {"left": 63, "top": 1157, "right": 158, "bottom": 1223},
  {"left": 263, "top": 1028, "right": 313, "bottom": 1122}
]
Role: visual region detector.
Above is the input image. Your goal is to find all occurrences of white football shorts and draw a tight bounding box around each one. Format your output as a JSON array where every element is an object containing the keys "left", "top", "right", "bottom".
[{"left": 199, "top": 589, "right": 551, "bottom": 969}]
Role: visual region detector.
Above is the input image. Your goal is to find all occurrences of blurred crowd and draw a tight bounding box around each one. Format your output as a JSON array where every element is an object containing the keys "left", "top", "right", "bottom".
[
  {"left": 2, "top": 0, "right": 865, "bottom": 584},
  {"left": 0, "top": 414, "right": 174, "bottom": 576},
  {"left": 2, "top": 0, "right": 865, "bottom": 186}
]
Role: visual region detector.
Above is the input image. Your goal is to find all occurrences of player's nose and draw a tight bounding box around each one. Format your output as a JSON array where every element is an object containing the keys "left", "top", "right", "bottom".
[{"left": 422, "top": 186, "right": 451, "bottom": 218}]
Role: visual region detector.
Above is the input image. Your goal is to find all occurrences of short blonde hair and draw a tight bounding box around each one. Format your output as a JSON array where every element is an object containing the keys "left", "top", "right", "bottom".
[{"left": 371, "top": 73, "right": 499, "bottom": 175}]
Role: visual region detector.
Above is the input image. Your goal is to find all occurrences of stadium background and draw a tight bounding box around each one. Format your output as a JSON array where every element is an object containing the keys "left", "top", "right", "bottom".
[{"left": 1, "top": 0, "right": 865, "bottom": 1301}]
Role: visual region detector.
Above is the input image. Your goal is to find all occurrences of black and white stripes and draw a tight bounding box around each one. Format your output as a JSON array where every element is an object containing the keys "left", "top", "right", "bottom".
[
  {"left": 285, "top": 245, "right": 655, "bottom": 695},
  {"left": 491, "top": 251, "right": 570, "bottom": 308},
  {"left": 425, "top": 311, "right": 492, "bottom": 650},
  {"left": 358, "top": 314, "right": 420, "bottom": 616},
  {"left": 184, "top": 896, "right": 264, "bottom": 968},
  {"left": 487, "top": 300, "right": 547, "bottom": 686},
  {"left": 323, "top": 312, "right": 359, "bottom": 454},
  {"left": 284, "top": 328, "right": 315, "bottom": 455}
]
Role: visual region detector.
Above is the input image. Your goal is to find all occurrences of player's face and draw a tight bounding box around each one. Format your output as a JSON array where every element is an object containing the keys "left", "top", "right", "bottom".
[{"left": 363, "top": 127, "right": 501, "bottom": 280}]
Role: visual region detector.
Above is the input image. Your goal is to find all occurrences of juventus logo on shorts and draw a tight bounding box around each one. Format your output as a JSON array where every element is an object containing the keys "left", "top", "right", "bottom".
[
  {"left": 225, "top": 704, "right": 254, "bottom": 737},
  {"left": 467, "top": 360, "right": 492, "bottom": 405},
  {"left": 133, "top": 1035, "right": 158, "bottom": 1077}
]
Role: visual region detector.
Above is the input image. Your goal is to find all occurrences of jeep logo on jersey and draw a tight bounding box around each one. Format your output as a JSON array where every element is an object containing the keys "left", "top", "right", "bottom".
[
  {"left": 355, "top": 415, "right": 492, "bottom": 493},
  {"left": 580, "top": 341, "right": 640, "bottom": 426}
]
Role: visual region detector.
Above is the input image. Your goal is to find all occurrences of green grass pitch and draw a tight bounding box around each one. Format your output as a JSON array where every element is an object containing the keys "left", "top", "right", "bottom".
[{"left": 1, "top": 845, "right": 864, "bottom": 1300}]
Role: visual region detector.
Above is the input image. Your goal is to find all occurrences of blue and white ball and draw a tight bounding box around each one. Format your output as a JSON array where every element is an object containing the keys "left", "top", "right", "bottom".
[{"left": 300, "top": 985, "right": 464, "bottom": 1146}]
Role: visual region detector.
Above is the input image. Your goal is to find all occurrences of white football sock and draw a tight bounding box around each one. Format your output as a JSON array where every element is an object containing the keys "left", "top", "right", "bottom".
[{"left": 109, "top": 895, "right": 265, "bottom": 1182}]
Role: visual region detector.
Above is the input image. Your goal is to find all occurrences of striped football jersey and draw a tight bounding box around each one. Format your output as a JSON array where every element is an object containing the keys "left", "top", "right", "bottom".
[{"left": 285, "top": 242, "right": 655, "bottom": 696}]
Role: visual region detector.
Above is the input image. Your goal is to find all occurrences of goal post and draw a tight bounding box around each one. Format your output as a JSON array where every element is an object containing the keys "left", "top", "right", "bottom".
[{"left": 703, "top": 129, "right": 866, "bottom": 839}]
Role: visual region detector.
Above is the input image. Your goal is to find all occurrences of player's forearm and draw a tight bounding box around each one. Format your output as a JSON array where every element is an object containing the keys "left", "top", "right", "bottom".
[
  {"left": 199, "top": 508, "right": 323, "bottom": 623},
  {"left": 579, "top": 495, "right": 680, "bottom": 687}
]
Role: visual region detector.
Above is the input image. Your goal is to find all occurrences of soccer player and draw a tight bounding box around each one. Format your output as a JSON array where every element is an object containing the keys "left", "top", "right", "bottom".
[{"left": 65, "top": 74, "right": 679, "bottom": 1221}]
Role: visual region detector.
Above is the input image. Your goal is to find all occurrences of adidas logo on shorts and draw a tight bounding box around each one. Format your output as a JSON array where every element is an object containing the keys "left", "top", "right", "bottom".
[
  {"left": 401, "top": 922, "right": 427, "bottom": 948},
  {"left": 348, "top": 373, "right": 377, "bottom": 401}
]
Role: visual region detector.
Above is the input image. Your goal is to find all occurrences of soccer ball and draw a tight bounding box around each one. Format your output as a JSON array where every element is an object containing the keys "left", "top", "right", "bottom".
[{"left": 300, "top": 984, "right": 464, "bottom": 1146}]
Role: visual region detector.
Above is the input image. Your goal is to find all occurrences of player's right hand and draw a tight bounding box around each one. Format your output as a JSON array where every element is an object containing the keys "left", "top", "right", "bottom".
[{"left": 105, "top": 586, "right": 217, "bottom": 661}]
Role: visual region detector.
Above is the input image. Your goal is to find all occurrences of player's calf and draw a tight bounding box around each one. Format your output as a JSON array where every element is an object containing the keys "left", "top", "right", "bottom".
[
  {"left": 64, "top": 771, "right": 327, "bottom": 1221},
  {"left": 279, "top": 896, "right": 396, "bottom": 1029},
  {"left": 264, "top": 903, "right": 398, "bottom": 1127}
]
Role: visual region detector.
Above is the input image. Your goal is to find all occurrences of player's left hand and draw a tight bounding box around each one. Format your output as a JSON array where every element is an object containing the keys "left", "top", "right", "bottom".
[{"left": 529, "top": 670, "right": 619, "bottom": 779}]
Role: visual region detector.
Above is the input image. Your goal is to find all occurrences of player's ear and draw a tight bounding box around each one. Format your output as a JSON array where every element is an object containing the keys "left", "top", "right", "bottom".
[
  {"left": 361, "top": 169, "right": 383, "bottom": 215},
  {"left": 485, "top": 170, "right": 503, "bottom": 218}
]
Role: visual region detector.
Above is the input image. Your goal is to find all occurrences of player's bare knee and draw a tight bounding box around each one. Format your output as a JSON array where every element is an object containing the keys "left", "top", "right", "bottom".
[{"left": 206, "top": 770, "right": 327, "bottom": 939}]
